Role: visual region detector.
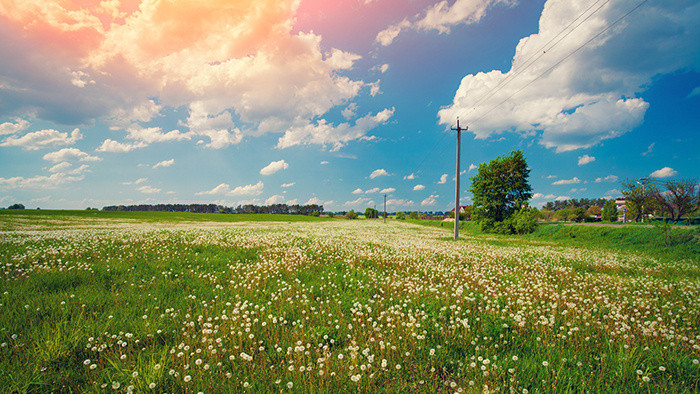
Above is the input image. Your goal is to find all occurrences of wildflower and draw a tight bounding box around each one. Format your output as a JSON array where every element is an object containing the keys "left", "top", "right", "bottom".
[
  {"left": 287, "top": 382, "right": 293, "bottom": 388},
  {"left": 542, "top": 361, "right": 549, "bottom": 367},
  {"left": 149, "top": 383, "right": 156, "bottom": 389},
  {"left": 83, "top": 359, "right": 91, "bottom": 366},
  {"left": 112, "top": 382, "right": 120, "bottom": 389},
  {"left": 659, "top": 366, "right": 666, "bottom": 372},
  {"left": 184, "top": 375, "right": 191, "bottom": 382},
  {"left": 154, "top": 364, "right": 161, "bottom": 370}
]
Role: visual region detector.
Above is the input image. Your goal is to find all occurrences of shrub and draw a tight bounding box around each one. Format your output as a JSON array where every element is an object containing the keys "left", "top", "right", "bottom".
[
  {"left": 395, "top": 212, "right": 406, "bottom": 220},
  {"left": 346, "top": 210, "right": 358, "bottom": 220}
]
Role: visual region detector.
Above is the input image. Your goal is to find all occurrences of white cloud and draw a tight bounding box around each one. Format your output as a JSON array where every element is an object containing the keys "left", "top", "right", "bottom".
[
  {"left": 320, "top": 161, "right": 329, "bottom": 165},
  {"left": 265, "top": 195, "right": 285, "bottom": 205},
  {"left": 0, "top": 173, "right": 84, "bottom": 189},
  {"left": 96, "top": 139, "right": 148, "bottom": 153},
  {"left": 642, "top": 142, "right": 655, "bottom": 156},
  {"left": 688, "top": 86, "right": 700, "bottom": 98},
  {"left": 305, "top": 197, "right": 324, "bottom": 206},
  {"left": 413, "top": 184, "right": 425, "bottom": 191},
  {"left": 421, "top": 194, "right": 438, "bottom": 206},
  {"left": 137, "top": 185, "right": 161, "bottom": 194},
  {"left": 123, "top": 177, "right": 148, "bottom": 185},
  {"left": 437, "top": 1, "right": 698, "bottom": 152},
  {"left": 552, "top": 177, "right": 580, "bottom": 185},
  {"left": 344, "top": 197, "right": 373, "bottom": 207},
  {"left": 286, "top": 199, "right": 299, "bottom": 205},
  {"left": 595, "top": 175, "right": 618, "bottom": 183},
  {"left": 365, "top": 188, "right": 380, "bottom": 194},
  {"left": 468, "top": 163, "right": 478, "bottom": 172},
  {"left": 197, "top": 181, "right": 264, "bottom": 196},
  {"left": 531, "top": 193, "right": 544, "bottom": 199},
  {"left": 229, "top": 181, "right": 265, "bottom": 196},
  {"left": 0, "top": 119, "right": 29, "bottom": 135},
  {"left": 545, "top": 194, "right": 556, "bottom": 199},
  {"left": 260, "top": 160, "right": 289, "bottom": 176},
  {"left": 438, "top": 174, "right": 448, "bottom": 184},
  {"left": 352, "top": 188, "right": 364, "bottom": 195},
  {"left": 387, "top": 198, "right": 414, "bottom": 207},
  {"left": 555, "top": 196, "right": 570, "bottom": 201},
  {"left": 153, "top": 159, "right": 175, "bottom": 169},
  {"left": 43, "top": 148, "right": 101, "bottom": 163},
  {"left": 369, "top": 169, "right": 389, "bottom": 179},
  {"left": 376, "top": 0, "right": 514, "bottom": 46},
  {"left": 341, "top": 103, "right": 358, "bottom": 120},
  {"left": 48, "top": 162, "right": 71, "bottom": 173},
  {"left": 577, "top": 155, "right": 595, "bottom": 166},
  {"left": 403, "top": 173, "right": 416, "bottom": 180},
  {"left": 281, "top": 183, "right": 295, "bottom": 188},
  {"left": 1, "top": 128, "right": 82, "bottom": 150},
  {"left": 277, "top": 108, "right": 394, "bottom": 150},
  {"left": 380, "top": 188, "right": 396, "bottom": 193},
  {"left": 650, "top": 167, "right": 677, "bottom": 178},
  {"left": 380, "top": 64, "right": 389, "bottom": 73}
]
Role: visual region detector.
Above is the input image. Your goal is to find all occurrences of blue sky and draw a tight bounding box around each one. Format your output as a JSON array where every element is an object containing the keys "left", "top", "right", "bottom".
[{"left": 1, "top": 0, "right": 698, "bottom": 211}]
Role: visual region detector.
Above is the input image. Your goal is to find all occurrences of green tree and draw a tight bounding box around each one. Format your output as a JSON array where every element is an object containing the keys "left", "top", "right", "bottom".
[
  {"left": 470, "top": 150, "right": 533, "bottom": 233},
  {"left": 395, "top": 211, "right": 406, "bottom": 220},
  {"left": 654, "top": 179, "right": 698, "bottom": 223},
  {"left": 345, "top": 210, "right": 358, "bottom": 220},
  {"left": 621, "top": 178, "right": 657, "bottom": 222},
  {"left": 364, "top": 207, "right": 379, "bottom": 219},
  {"left": 408, "top": 211, "right": 420, "bottom": 220},
  {"left": 601, "top": 200, "right": 618, "bottom": 222},
  {"left": 7, "top": 203, "right": 25, "bottom": 210}
]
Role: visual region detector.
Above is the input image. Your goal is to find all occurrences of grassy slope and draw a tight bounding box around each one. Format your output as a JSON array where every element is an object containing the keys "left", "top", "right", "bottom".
[{"left": 402, "top": 218, "right": 700, "bottom": 264}]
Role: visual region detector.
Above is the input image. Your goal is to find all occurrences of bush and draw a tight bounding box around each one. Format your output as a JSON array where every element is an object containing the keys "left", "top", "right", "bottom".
[
  {"left": 346, "top": 210, "right": 358, "bottom": 220},
  {"left": 8, "top": 203, "right": 25, "bottom": 210},
  {"left": 311, "top": 211, "right": 320, "bottom": 217},
  {"left": 408, "top": 211, "right": 420, "bottom": 220},
  {"left": 395, "top": 212, "right": 406, "bottom": 220},
  {"left": 327, "top": 212, "right": 335, "bottom": 218}
]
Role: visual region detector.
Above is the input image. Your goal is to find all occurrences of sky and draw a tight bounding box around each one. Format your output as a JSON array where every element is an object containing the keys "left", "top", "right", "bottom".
[{"left": 1, "top": 0, "right": 698, "bottom": 212}]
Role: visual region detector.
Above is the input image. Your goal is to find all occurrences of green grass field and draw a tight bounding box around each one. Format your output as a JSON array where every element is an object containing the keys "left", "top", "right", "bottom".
[{"left": 1, "top": 211, "right": 698, "bottom": 393}]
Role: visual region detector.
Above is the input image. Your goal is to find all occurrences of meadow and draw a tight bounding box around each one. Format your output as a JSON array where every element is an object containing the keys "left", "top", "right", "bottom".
[{"left": 0, "top": 211, "right": 699, "bottom": 393}]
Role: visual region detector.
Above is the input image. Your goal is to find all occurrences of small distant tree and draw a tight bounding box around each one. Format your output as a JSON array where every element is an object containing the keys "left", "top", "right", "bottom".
[
  {"left": 395, "top": 211, "right": 406, "bottom": 220},
  {"left": 408, "top": 211, "right": 420, "bottom": 220},
  {"left": 346, "top": 210, "right": 358, "bottom": 220},
  {"left": 601, "top": 200, "right": 618, "bottom": 222},
  {"left": 327, "top": 212, "right": 335, "bottom": 218},
  {"left": 311, "top": 210, "right": 320, "bottom": 217},
  {"left": 7, "top": 203, "right": 25, "bottom": 210}
]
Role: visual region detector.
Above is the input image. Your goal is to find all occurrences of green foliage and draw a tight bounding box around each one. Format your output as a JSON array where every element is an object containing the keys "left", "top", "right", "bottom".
[
  {"left": 327, "top": 212, "right": 335, "bottom": 218},
  {"left": 408, "top": 211, "right": 420, "bottom": 220},
  {"left": 395, "top": 211, "right": 406, "bottom": 220},
  {"left": 621, "top": 178, "right": 658, "bottom": 222},
  {"left": 7, "top": 203, "right": 25, "bottom": 209},
  {"left": 310, "top": 210, "right": 320, "bottom": 217},
  {"left": 602, "top": 200, "right": 618, "bottom": 222},
  {"left": 654, "top": 179, "right": 699, "bottom": 222},
  {"left": 470, "top": 150, "right": 532, "bottom": 233},
  {"left": 364, "top": 207, "right": 379, "bottom": 219},
  {"left": 345, "top": 209, "right": 358, "bottom": 219},
  {"left": 478, "top": 206, "right": 538, "bottom": 235},
  {"left": 586, "top": 205, "right": 602, "bottom": 217}
]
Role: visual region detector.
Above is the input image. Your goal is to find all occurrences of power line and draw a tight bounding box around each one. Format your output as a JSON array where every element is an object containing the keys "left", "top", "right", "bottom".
[
  {"left": 405, "top": 0, "right": 613, "bottom": 180},
  {"left": 464, "top": 0, "right": 612, "bottom": 118},
  {"left": 469, "top": 0, "right": 649, "bottom": 125}
]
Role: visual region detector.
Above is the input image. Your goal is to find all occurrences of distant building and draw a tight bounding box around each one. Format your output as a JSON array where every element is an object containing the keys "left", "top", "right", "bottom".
[
  {"left": 615, "top": 198, "right": 627, "bottom": 222},
  {"left": 450, "top": 205, "right": 471, "bottom": 213}
]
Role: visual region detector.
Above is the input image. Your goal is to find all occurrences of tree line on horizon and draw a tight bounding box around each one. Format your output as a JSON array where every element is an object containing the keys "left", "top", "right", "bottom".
[{"left": 101, "top": 203, "right": 324, "bottom": 216}]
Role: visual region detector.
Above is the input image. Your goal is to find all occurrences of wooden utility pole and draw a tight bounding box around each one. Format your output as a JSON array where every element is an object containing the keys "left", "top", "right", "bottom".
[
  {"left": 383, "top": 194, "right": 387, "bottom": 224},
  {"left": 452, "top": 118, "right": 467, "bottom": 240}
]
